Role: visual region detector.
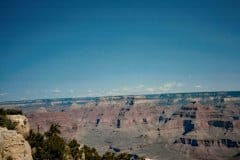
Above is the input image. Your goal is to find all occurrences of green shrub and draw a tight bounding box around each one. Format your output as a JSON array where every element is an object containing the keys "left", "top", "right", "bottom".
[
  {"left": 0, "top": 108, "right": 21, "bottom": 130},
  {"left": 4, "top": 109, "right": 23, "bottom": 115},
  {"left": 116, "top": 152, "right": 132, "bottom": 160},
  {"left": 45, "top": 123, "right": 61, "bottom": 137},
  {"left": 0, "top": 108, "right": 23, "bottom": 115},
  {"left": 102, "top": 152, "right": 116, "bottom": 160},
  {"left": 68, "top": 139, "right": 81, "bottom": 160},
  {"left": 27, "top": 130, "right": 44, "bottom": 148},
  {"left": 44, "top": 134, "right": 66, "bottom": 160},
  {"left": 0, "top": 115, "right": 18, "bottom": 130},
  {"left": 0, "top": 108, "right": 6, "bottom": 115},
  {"left": 27, "top": 123, "right": 144, "bottom": 160},
  {"left": 81, "top": 145, "right": 101, "bottom": 160},
  {"left": 27, "top": 124, "right": 66, "bottom": 160}
]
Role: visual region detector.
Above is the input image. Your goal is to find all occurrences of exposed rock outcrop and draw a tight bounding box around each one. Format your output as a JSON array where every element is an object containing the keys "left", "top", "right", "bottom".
[
  {"left": 0, "top": 127, "right": 32, "bottom": 160},
  {"left": 7, "top": 115, "right": 30, "bottom": 138},
  {"left": 2, "top": 91, "right": 240, "bottom": 160}
]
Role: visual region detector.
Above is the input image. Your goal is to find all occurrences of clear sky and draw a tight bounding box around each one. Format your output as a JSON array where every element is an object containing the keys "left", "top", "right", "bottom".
[{"left": 0, "top": 0, "right": 240, "bottom": 101}]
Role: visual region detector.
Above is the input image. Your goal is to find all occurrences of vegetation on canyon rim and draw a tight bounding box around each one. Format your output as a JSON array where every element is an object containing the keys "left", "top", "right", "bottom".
[
  {"left": 27, "top": 123, "right": 145, "bottom": 160},
  {"left": 0, "top": 108, "right": 22, "bottom": 130},
  {"left": 0, "top": 108, "right": 144, "bottom": 160}
]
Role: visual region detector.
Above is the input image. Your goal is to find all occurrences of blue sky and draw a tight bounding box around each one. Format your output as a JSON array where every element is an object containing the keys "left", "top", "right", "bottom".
[{"left": 0, "top": 0, "right": 240, "bottom": 101}]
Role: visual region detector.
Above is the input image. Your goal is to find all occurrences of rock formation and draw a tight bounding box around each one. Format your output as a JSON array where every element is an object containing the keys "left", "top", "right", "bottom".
[
  {"left": 7, "top": 115, "right": 30, "bottom": 138},
  {"left": 0, "top": 127, "right": 32, "bottom": 160},
  {"left": 1, "top": 91, "right": 240, "bottom": 160}
]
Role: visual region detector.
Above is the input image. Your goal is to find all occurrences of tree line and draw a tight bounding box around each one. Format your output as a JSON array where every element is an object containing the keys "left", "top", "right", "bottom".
[
  {"left": 27, "top": 124, "right": 145, "bottom": 160},
  {"left": 0, "top": 108, "right": 144, "bottom": 160}
]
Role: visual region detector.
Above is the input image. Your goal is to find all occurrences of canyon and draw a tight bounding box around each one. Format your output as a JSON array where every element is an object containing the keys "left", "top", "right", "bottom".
[{"left": 1, "top": 91, "right": 240, "bottom": 160}]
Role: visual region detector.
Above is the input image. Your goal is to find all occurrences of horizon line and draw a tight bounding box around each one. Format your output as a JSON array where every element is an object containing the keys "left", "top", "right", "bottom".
[{"left": 1, "top": 90, "right": 240, "bottom": 103}]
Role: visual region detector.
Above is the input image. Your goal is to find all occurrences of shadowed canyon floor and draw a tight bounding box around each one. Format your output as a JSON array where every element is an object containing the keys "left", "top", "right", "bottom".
[{"left": 1, "top": 91, "right": 240, "bottom": 160}]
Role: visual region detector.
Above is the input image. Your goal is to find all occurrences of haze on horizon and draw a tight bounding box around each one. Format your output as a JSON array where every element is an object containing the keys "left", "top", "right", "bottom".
[{"left": 0, "top": 0, "right": 240, "bottom": 101}]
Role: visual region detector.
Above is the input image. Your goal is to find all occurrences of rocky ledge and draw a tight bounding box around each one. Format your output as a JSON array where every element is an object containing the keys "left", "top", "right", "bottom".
[{"left": 0, "top": 115, "right": 32, "bottom": 160}]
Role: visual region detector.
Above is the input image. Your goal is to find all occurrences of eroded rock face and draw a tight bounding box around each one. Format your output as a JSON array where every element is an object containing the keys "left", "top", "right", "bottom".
[
  {"left": 0, "top": 127, "right": 32, "bottom": 160},
  {"left": 7, "top": 115, "right": 30, "bottom": 138},
  {"left": 2, "top": 91, "right": 240, "bottom": 160}
]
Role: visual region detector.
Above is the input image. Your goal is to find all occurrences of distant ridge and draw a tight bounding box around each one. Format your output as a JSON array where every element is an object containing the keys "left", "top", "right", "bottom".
[
  {"left": 1, "top": 91, "right": 240, "bottom": 104},
  {"left": 0, "top": 91, "right": 240, "bottom": 106}
]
